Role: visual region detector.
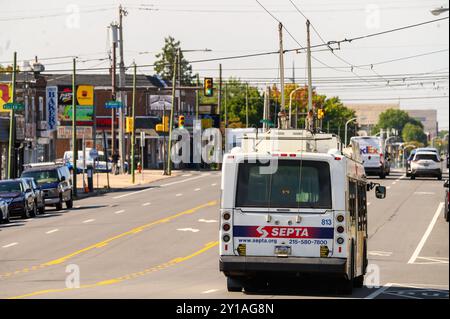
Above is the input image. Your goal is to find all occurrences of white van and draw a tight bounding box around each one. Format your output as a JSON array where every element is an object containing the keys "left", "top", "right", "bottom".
[
  {"left": 351, "top": 136, "right": 389, "bottom": 179},
  {"left": 63, "top": 149, "right": 112, "bottom": 173}
]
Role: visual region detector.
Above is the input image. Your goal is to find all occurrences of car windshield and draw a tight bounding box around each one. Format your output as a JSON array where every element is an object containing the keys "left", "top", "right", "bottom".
[
  {"left": 22, "top": 170, "right": 59, "bottom": 185},
  {"left": 236, "top": 160, "right": 332, "bottom": 209},
  {"left": 0, "top": 182, "right": 23, "bottom": 193},
  {"left": 415, "top": 154, "right": 439, "bottom": 162}
]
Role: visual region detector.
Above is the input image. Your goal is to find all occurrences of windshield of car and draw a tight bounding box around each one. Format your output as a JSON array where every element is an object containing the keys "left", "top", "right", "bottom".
[
  {"left": 415, "top": 154, "right": 439, "bottom": 162},
  {"left": 22, "top": 170, "right": 59, "bottom": 185},
  {"left": 236, "top": 160, "right": 332, "bottom": 209},
  {"left": 0, "top": 182, "right": 23, "bottom": 193}
]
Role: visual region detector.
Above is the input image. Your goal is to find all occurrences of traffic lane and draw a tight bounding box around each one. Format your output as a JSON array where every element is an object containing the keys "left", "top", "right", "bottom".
[
  {"left": 5, "top": 197, "right": 221, "bottom": 299},
  {"left": 365, "top": 178, "right": 448, "bottom": 296},
  {"left": 0, "top": 173, "right": 221, "bottom": 283}
]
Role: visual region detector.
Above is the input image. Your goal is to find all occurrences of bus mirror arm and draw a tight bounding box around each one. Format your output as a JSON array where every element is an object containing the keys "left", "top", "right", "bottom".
[{"left": 367, "top": 182, "right": 387, "bottom": 199}]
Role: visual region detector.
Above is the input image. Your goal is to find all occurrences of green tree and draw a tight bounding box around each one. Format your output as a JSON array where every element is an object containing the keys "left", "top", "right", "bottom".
[
  {"left": 375, "top": 109, "right": 423, "bottom": 135},
  {"left": 402, "top": 123, "right": 428, "bottom": 145},
  {"left": 154, "top": 36, "right": 194, "bottom": 85}
]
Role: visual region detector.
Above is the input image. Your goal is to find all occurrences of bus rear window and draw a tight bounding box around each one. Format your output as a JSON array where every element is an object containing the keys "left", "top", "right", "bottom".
[{"left": 236, "top": 160, "right": 332, "bottom": 209}]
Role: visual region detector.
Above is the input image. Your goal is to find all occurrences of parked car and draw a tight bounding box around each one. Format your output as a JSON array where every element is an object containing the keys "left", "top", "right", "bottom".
[
  {"left": 0, "top": 198, "right": 9, "bottom": 224},
  {"left": 410, "top": 151, "right": 442, "bottom": 180},
  {"left": 0, "top": 180, "right": 37, "bottom": 219},
  {"left": 21, "top": 177, "right": 45, "bottom": 215},
  {"left": 444, "top": 180, "right": 449, "bottom": 222},
  {"left": 21, "top": 163, "right": 73, "bottom": 210}
]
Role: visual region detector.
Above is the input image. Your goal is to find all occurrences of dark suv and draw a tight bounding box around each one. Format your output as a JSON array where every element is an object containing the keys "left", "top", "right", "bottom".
[{"left": 21, "top": 163, "right": 73, "bottom": 210}]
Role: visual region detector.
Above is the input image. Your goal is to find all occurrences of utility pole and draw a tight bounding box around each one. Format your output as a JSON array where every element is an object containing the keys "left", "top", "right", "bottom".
[
  {"left": 110, "top": 23, "right": 119, "bottom": 163},
  {"left": 245, "top": 82, "right": 249, "bottom": 128},
  {"left": 196, "top": 74, "right": 200, "bottom": 121},
  {"left": 224, "top": 83, "right": 228, "bottom": 129},
  {"left": 131, "top": 63, "right": 136, "bottom": 184},
  {"left": 306, "top": 20, "right": 313, "bottom": 113},
  {"left": 166, "top": 56, "right": 177, "bottom": 176},
  {"left": 279, "top": 23, "right": 285, "bottom": 115},
  {"left": 72, "top": 58, "right": 78, "bottom": 197},
  {"left": 118, "top": 5, "right": 127, "bottom": 174},
  {"left": 7, "top": 52, "right": 17, "bottom": 179},
  {"left": 177, "top": 48, "right": 182, "bottom": 115},
  {"left": 218, "top": 64, "right": 222, "bottom": 124}
]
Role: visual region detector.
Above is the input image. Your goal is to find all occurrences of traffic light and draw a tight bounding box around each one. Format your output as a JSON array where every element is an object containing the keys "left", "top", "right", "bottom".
[
  {"left": 178, "top": 115, "right": 185, "bottom": 129},
  {"left": 317, "top": 109, "right": 325, "bottom": 120},
  {"left": 204, "top": 78, "right": 213, "bottom": 97},
  {"left": 126, "top": 117, "right": 134, "bottom": 133}
]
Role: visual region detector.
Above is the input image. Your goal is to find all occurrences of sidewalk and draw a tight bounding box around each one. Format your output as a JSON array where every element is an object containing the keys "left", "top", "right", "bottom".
[{"left": 74, "top": 170, "right": 181, "bottom": 198}]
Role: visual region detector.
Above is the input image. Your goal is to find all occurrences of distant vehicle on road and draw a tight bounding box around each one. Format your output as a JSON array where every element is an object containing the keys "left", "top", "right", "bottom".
[
  {"left": 406, "top": 149, "right": 417, "bottom": 177},
  {"left": 444, "top": 180, "right": 449, "bottom": 222},
  {"left": 220, "top": 130, "right": 387, "bottom": 295},
  {"left": 0, "top": 199, "right": 9, "bottom": 224},
  {"left": 351, "top": 136, "right": 390, "bottom": 179},
  {"left": 0, "top": 179, "right": 37, "bottom": 219},
  {"left": 21, "top": 177, "right": 45, "bottom": 215},
  {"left": 21, "top": 163, "right": 73, "bottom": 211},
  {"left": 63, "top": 149, "right": 120, "bottom": 173},
  {"left": 410, "top": 151, "right": 442, "bottom": 180}
]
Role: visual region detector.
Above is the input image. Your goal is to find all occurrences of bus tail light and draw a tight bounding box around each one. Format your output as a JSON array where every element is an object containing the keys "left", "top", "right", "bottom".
[
  {"left": 223, "top": 235, "right": 231, "bottom": 243},
  {"left": 223, "top": 223, "right": 231, "bottom": 232},
  {"left": 337, "top": 237, "right": 344, "bottom": 245},
  {"left": 223, "top": 212, "right": 231, "bottom": 221},
  {"left": 336, "top": 215, "right": 344, "bottom": 223},
  {"left": 336, "top": 226, "right": 345, "bottom": 234}
]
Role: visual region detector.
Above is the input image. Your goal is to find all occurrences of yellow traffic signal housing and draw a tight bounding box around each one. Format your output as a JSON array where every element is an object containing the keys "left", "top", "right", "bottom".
[
  {"left": 317, "top": 109, "right": 325, "bottom": 120},
  {"left": 201, "top": 118, "right": 213, "bottom": 129},
  {"left": 126, "top": 117, "right": 134, "bottom": 133},
  {"left": 178, "top": 115, "right": 185, "bottom": 129},
  {"left": 204, "top": 78, "right": 213, "bottom": 97}
]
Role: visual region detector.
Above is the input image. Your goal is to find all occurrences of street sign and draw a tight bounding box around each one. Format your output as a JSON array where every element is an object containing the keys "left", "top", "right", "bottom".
[
  {"left": 89, "top": 148, "right": 99, "bottom": 159},
  {"left": 140, "top": 132, "right": 146, "bottom": 147},
  {"left": 105, "top": 101, "right": 123, "bottom": 109},
  {"left": 3, "top": 102, "right": 25, "bottom": 111}
]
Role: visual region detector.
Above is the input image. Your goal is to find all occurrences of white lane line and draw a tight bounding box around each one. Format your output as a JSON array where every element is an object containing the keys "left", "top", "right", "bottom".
[
  {"left": 202, "top": 289, "right": 219, "bottom": 294},
  {"left": 182, "top": 174, "right": 192, "bottom": 177},
  {"left": 211, "top": 183, "right": 217, "bottom": 186},
  {"left": 177, "top": 228, "right": 200, "bottom": 233},
  {"left": 392, "top": 181, "right": 397, "bottom": 185},
  {"left": 46, "top": 229, "right": 59, "bottom": 234},
  {"left": 194, "top": 188, "right": 201, "bottom": 192},
  {"left": 142, "top": 202, "right": 151, "bottom": 207},
  {"left": 369, "top": 251, "right": 393, "bottom": 257},
  {"left": 386, "top": 186, "right": 391, "bottom": 190},
  {"left": 176, "top": 193, "right": 183, "bottom": 197},
  {"left": 114, "top": 175, "right": 208, "bottom": 199},
  {"left": 114, "top": 210, "right": 125, "bottom": 215},
  {"left": 198, "top": 219, "right": 218, "bottom": 223},
  {"left": 367, "top": 202, "right": 371, "bottom": 206},
  {"left": 83, "top": 219, "right": 95, "bottom": 224},
  {"left": 2, "top": 242, "right": 18, "bottom": 248},
  {"left": 364, "top": 283, "right": 393, "bottom": 299},
  {"left": 408, "top": 202, "right": 445, "bottom": 264},
  {"left": 75, "top": 205, "right": 81, "bottom": 209}
]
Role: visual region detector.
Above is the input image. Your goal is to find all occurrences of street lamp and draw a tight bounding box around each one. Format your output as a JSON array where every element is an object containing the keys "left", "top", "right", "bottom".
[
  {"left": 431, "top": 6, "right": 449, "bottom": 15},
  {"left": 345, "top": 117, "right": 358, "bottom": 147},
  {"left": 289, "top": 87, "right": 304, "bottom": 128}
]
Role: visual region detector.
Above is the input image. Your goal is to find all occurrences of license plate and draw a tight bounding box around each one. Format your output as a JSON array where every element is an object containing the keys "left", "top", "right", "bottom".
[{"left": 275, "top": 245, "right": 291, "bottom": 257}]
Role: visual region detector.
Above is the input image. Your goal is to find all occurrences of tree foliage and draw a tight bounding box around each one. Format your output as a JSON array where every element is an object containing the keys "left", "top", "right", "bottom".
[
  {"left": 402, "top": 123, "right": 428, "bottom": 145},
  {"left": 375, "top": 109, "right": 423, "bottom": 135},
  {"left": 154, "top": 36, "right": 194, "bottom": 85}
]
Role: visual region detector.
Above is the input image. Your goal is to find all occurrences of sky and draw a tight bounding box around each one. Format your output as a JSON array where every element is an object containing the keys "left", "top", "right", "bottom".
[{"left": 0, "top": 0, "right": 449, "bottom": 129}]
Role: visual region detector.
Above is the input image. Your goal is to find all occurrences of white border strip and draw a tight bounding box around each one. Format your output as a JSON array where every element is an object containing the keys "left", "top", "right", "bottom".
[{"left": 408, "top": 202, "right": 445, "bottom": 264}]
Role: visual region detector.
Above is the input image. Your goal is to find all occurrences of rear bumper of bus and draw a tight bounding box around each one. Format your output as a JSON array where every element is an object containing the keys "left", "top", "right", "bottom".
[{"left": 220, "top": 256, "right": 347, "bottom": 277}]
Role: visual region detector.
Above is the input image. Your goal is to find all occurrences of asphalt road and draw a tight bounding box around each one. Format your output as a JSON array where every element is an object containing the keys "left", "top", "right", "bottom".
[{"left": 0, "top": 168, "right": 448, "bottom": 299}]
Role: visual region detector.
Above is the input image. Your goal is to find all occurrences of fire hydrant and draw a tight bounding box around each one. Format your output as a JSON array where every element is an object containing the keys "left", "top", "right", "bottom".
[{"left": 137, "top": 162, "right": 142, "bottom": 174}]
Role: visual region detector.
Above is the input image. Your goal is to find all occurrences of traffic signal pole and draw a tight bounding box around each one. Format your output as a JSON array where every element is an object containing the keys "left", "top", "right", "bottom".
[
  {"left": 166, "top": 56, "right": 177, "bottom": 176},
  {"left": 131, "top": 63, "right": 136, "bottom": 184},
  {"left": 7, "top": 52, "right": 16, "bottom": 179},
  {"left": 72, "top": 58, "right": 78, "bottom": 197}
]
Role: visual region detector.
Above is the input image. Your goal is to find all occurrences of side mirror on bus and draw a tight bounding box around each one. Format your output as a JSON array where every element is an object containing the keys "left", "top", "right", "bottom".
[{"left": 375, "top": 186, "right": 387, "bottom": 199}]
